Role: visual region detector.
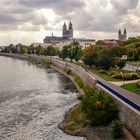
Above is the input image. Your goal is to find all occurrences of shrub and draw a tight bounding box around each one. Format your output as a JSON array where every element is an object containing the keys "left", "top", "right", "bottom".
[
  {"left": 75, "top": 76, "right": 84, "bottom": 89},
  {"left": 112, "top": 73, "right": 122, "bottom": 79},
  {"left": 123, "top": 73, "right": 139, "bottom": 80},
  {"left": 109, "top": 71, "right": 119, "bottom": 76},
  {"left": 117, "top": 60, "right": 126, "bottom": 69},
  {"left": 99, "top": 69, "right": 107, "bottom": 74},
  {"left": 123, "top": 73, "right": 132, "bottom": 80},
  {"left": 65, "top": 69, "right": 72, "bottom": 75},
  {"left": 136, "top": 81, "right": 140, "bottom": 87},
  {"left": 111, "top": 120, "right": 123, "bottom": 139},
  {"left": 131, "top": 73, "right": 139, "bottom": 80},
  {"left": 81, "top": 87, "right": 118, "bottom": 126}
]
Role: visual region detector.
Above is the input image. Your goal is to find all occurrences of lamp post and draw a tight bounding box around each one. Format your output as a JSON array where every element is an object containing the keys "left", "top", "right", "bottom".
[{"left": 121, "top": 70, "right": 124, "bottom": 85}]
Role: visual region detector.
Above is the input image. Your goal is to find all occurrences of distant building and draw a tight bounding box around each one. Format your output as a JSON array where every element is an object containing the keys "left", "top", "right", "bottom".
[
  {"left": 43, "top": 21, "right": 73, "bottom": 46},
  {"left": 43, "top": 21, "right": 95, "bottom": 49},
  {"left": 96, "top": 39, "right": 118, "bottom": 47},
  {"left": 118, "top": 28, "right": 127, "bottom": 41},
  {"left": 16, "top": 43, "right": 22, "bottom": 54},
  {"left": 59, "top": 38, "right": 96, "bottom": 50},
  {"left": 62, "top": 21, "right": 73, "bottom": 39}
]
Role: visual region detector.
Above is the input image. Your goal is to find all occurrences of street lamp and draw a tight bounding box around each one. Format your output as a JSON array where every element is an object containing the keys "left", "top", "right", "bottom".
[{"left": 120, "top": 71, "right": 125, "bottom": 85}]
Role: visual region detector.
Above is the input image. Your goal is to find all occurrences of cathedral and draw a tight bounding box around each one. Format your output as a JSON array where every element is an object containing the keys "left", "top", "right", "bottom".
[
  {"left": 43, "top": 21, "right": 73, "bottom": 45},
  {"left": 62, "top": 21, "right": 73, "bottom": 39},
  {"left": 43, "top": 21, "right": 96, "bottom": 49},
  {"left": 118, "top": 28, "right": 127, "bottom": 41}
]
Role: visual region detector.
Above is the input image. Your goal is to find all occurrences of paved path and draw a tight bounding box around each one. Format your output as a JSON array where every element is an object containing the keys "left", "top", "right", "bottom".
[{"left": 110, "top": 79, "right": 140, "bottom": 86}]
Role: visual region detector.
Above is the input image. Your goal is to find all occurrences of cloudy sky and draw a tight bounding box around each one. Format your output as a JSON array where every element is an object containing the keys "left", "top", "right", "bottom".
[{"left": 0, "top": 0, "right": 140, "bottom": 45}]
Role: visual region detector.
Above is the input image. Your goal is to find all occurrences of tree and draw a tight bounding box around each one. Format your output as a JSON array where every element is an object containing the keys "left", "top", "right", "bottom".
[
  {"left": 117, "top": 60, "right": 126, "bottom": 69},
  {"left": 82, "top": 47, "right": 98, "bottom": 66},
  {"left": 59, "top": 45, "right": 70, "bottom": 60},
  {"left": 46, "top": 46, "right": 58, "bottom": 56},
  {"left": 81, "top": 87, "right": 118, "bottom": 126},
  {"left": 39, "top": 48, "right": 46, "bottom": 55},
  {"left": 97, "top": 49, "right": 116, "bottom": 70}
]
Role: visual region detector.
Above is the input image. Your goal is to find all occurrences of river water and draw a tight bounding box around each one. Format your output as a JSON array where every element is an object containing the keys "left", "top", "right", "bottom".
[{"left": 0, "top": 56, "right": 84, "bottom": 140}]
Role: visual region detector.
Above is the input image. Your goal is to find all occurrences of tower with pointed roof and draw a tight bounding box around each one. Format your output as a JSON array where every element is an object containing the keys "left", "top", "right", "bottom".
[
  {"left": 68, "top": 21, "right": 73, "bottom": 38},
  {"left": 118, "top": 28, "right": 127, "bottom": 41},
  {"left": 62, "top": 22, "right": 67, "bottom": 38},
  {"left": 62, "top": 21, "right": 73, "bottom": 39}
]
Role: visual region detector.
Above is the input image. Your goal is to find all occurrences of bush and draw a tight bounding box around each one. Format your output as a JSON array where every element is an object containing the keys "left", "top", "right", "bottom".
[
  {"left": 99, "top": 69, "right": 107, "bottom": 74},
  {"left": 81, "top": 87, "right": 118, "bottom": 126},
  {"left": 112, "top": 73, "right": 122, "bottom": 79},
  {"left": 65, "top": 69, "right": 72, "bottom": 75},
  {"left": 109, "top": 71, "right": 119, "bottom": 76},
  {"left": 111, "top": 120, "right": 123, "bottom": 139},
  {"left": 75, "top": 76, "right": 84, "bottom": 89},
  {"left": 124, "top": 73, "right": 139, "bottom": 80},
  {"left": 136, "top": 81, "right": 140, "bottom": 87},
  {"left": 131, "top": 73, "right": 139, "bottom": 80},
  {"left": 124, "top": 73, "right": 133, "bottom": 80}
]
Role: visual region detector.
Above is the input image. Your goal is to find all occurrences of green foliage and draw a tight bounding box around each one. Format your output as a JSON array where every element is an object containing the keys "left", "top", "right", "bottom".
[
  {"left": 112, "top": 73, "right": 122, "bottom": 79},
  {"left": 65, "top": 68, "right": 72, "bottom": 75},
  {"left": 111, "top": 120, "right": 123, "bottom": 139},
  {"left": 99, "top": 69, "right": 107, "bottom": 74},
  {"left": 59, "top": 45, "right": 71, "bottom": 60},
  {"left": 82, "top": 46, "right": 98, "bottom": 66},
  {"left": 46, "top": 46, "right": 58, "bottom": 56},
  {"left": 112, "top": 72, "right": 139, "bottom": 80},
  {"left": 74, "top": 76, "right": 84, "bottom": 89},
  {"left": 97, "top": 49, "right": 116, "bottom": 70},
  {"left": 81, "top": 87, "right": 118, "bottom": 126},
  {"left": 117, "top": 60, "right": 126, "bottom": 69},
  {"left": 59, "top": 41, "right": 82, "bottom": 61}
]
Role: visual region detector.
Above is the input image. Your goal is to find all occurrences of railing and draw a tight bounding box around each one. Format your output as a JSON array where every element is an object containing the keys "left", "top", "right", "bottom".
[{"left": 97, "top": 80, "right": 140, "bottom": 112}]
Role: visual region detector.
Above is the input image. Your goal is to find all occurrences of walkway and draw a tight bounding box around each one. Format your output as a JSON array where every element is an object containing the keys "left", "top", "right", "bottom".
[{"left": 110, "top": 79, "right": 140, "bottom": 86}]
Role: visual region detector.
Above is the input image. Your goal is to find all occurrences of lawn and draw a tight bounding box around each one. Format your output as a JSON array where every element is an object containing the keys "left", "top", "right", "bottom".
[
  {"left": 122, "top": 83, "right": 140, "bottom": 95},
  {"left": 127, "top": 61, "right": 140, "bottom": 65},
  {"left": 89, "top": 68, "right": 121, "bottom": 82}
]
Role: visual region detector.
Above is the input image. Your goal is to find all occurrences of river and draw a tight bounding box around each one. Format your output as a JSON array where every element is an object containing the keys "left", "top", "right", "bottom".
[{"left": 0, "top": 56, "right": 85, "bottom": 140}]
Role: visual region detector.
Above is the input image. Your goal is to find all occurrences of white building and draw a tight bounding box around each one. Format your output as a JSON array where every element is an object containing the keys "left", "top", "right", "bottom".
[{"left": 59, "top": 38, "right": 96, "bottom": 50}]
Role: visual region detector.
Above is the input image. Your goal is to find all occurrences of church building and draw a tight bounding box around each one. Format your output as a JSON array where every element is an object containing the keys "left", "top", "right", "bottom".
[
  {"left": 43, "top": 21, "right": 95, "bottom": 49},
  {"left": 118, "top": 28, "right": 127, "bottom": 41}
]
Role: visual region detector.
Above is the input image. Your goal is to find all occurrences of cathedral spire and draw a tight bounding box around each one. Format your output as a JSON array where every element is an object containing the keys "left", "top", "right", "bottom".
[
  {"left": 63, "top": 22, "right": 67, "bottom": 30},
  {"left": 124, "top": 28, "right": 126, "bottom": 34},
  {"left": 69, "top": 21, "right": 73, "bottom": 29},
  {"left": 119, "top": 29, "right": 121, "bottom": 34}
]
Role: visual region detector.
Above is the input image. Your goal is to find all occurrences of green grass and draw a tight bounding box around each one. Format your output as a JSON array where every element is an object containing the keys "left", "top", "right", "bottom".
[
  {"left": 127, "top": 61, "right": 140, "bottom": 65},
  {"left": 90, "top": 68, "right": 121, "bottom": 82},
  {"left": 122, "top": 83, "right": 140, "bottom": 95}
]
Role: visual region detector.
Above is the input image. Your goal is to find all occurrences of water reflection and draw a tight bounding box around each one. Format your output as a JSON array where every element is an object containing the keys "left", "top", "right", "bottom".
[{"left": 0, "top": 56, "right": 85, "bottom": 140}]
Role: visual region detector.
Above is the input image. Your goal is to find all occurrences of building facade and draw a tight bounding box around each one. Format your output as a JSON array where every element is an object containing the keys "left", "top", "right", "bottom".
[
  {"left": 118, "top": 28, "right": 127, "bottom": 41},
  {"left": 62, "top": 21, "right": 73, "bottom": 39}
]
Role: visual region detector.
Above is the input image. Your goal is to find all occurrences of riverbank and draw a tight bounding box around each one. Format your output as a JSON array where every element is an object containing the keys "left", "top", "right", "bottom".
[
  {"left": 0, "top": 53, "right": 136, "bottom": 139},
  {"left": 59, "top": 104, "right": 135, "bottom": 140}
]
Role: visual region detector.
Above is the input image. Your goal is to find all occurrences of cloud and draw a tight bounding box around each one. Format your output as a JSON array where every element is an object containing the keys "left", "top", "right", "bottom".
[{"left": 0, "top": 0, "right": 140, "bottom": 45}]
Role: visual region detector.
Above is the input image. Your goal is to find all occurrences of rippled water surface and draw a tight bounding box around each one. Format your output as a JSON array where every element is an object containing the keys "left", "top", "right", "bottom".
[{"left": 0, "top": 56, "right": 84, "bottom": 140}]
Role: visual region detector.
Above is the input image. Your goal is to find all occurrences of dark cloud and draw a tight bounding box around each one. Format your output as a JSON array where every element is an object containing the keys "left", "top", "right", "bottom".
[
  {"left": 110, "top": 0, "right": 139, "bottom": 14},
  {"left": 0, "top": 0, "right": 140, "bottom": 33}
]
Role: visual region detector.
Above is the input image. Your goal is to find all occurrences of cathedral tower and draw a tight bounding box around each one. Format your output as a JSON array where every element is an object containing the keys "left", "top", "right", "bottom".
[
  {"left": 62, "top": 22, "right": 67, "bottom": 38},
  {"left": 62, "top": 21, "right": 73, "bottom": 39},
  {"left": 118, "top": 28, "right": 127, "bottom": 41},
  {"left": 68, "top": 21, "right": 73, "bottom": 38}
]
